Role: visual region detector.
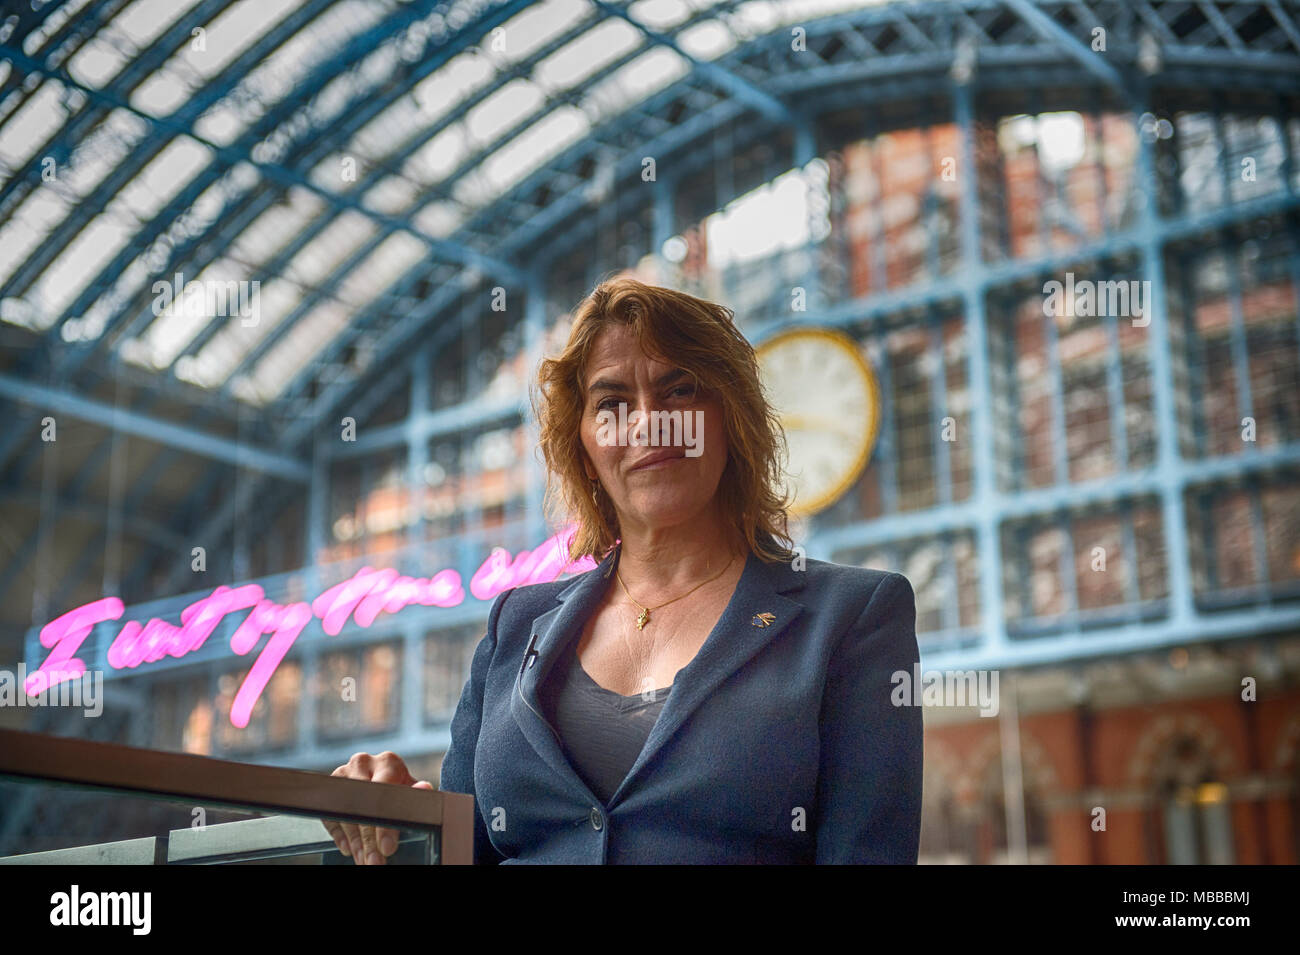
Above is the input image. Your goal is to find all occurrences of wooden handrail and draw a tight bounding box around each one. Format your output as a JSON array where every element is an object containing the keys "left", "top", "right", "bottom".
[{"left": 0, "top": 728, "right": 472, "bottom": 864}]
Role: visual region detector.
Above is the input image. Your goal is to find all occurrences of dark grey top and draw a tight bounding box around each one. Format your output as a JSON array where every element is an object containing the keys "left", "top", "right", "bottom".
[{"left": 538, "top": 637, "right": 673, "bottom": 805}]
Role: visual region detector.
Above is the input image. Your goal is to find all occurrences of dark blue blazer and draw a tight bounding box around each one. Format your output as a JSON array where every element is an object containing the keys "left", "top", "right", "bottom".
[{"left": 439, "top": 539, "right": 923, "bottom": 863}]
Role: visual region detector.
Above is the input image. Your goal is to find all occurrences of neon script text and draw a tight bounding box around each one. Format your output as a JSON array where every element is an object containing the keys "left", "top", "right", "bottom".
[{"left": 26, "top": 526, "right": 596, "bottom": 727}]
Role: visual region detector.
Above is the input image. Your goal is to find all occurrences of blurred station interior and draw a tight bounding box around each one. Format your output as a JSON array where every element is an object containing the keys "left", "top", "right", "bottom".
[{"left": 0, "top": 0, "right": 1299, "bottom": 863}]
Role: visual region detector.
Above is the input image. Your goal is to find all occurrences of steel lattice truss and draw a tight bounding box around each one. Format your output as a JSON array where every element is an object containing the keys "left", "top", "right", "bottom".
[{"left": 1, "top": 0, "right": 1299, "bottom": 631}]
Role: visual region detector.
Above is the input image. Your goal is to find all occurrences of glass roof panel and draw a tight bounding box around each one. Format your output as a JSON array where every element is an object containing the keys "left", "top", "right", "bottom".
[
  {"left": 411, "top": 199, "right": 468, "bottom": 239},
  {"left": 279, "top": 209, "right": 377, "bottom": 290},
  {"left": 479, "top": 105, "right": 589, "bottom": 193},
  {"left": 30, "top": 214, "right": 132, "bottom": 321},
  {"left": 756, "top": 0, "right": 889, "bottom": 24},
  {"left": 115, "top": 0, "right": 206, "bottom": 48},
  {"left": 116, "top": 135, "right": 212, "bottom": 221},
  {"left": 191, "top": 0, "right": 305, "bottom": 82},
  {"left": 19, "top": 0, "right": 95, "bottom": 58},
  {"left": 244, "top": 298, "right": 350, "bottom": 402},
  {"left": 532, "top": 17, "right": 642, "bottom": 90},
  {"left": 678, "top": 19, "right": 738, "bottom": 60},
  {"left": 365, "top": 174, "right": 423, "bottom": 215},
  {"left": 407, "top": 123, "right": 470, "bottom": 185},
  {"left": 466, "top": 77, "right": 547, "bottom": 146},
  {"left": 334, "top": 231, "right": 426, "bottom": 307},
  {"left": 65, "top": 33, "right": 130, "bottom": 89},
  {"left": 0, "top": 79, "right": 66, "bottom": 171},
  {"left": 0, "top": 190, "right": 69, "bottom": 293},
  {"left": 226, "top": 185, "right": 329, "bottom": 263},
  {"left": 581, "top": 46, "right": 689, "bottom": 125},
  {"left": 495, "top": 0, "right": 591, "bottom": 64},
  {"left": 182, "top": 275, "right": 302, "bottom": 387},
  {"left": 123, "top": 255, "right": 260, "bottom": 370},
  {"left": 627, "top": 0, "right": 697, "bottom": 31},
  {"left": 407, "top": 52, "right": 496, "bottom": 131}
]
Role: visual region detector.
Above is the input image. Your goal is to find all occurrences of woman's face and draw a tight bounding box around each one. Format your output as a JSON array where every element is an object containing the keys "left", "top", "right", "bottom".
[{"left": 579, "top": 324, "right": 729, "bottom": 535}]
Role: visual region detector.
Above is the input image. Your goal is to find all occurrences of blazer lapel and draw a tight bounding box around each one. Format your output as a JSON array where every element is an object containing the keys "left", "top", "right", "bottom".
[
  {"left": 606, "top": 547, "right": 805, "bottom": 807},
  {"left": 510, "top": 538, "right": 808, "bottom": 809},
  {"left": 510, "top": 544, "right": 622, "bottom": 794}
]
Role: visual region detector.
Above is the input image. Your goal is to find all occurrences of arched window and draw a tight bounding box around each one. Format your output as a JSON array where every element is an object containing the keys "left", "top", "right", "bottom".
[{"left": 1148, "top": 734, "right": 1234, "bottom": 864}]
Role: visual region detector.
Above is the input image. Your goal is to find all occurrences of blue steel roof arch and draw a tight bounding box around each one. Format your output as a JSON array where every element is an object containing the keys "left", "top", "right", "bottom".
[
  {"left": 171, "top": 0, "right": 763, "bottom": 399},
  {"left": 5, "top": 0, "right": 707, "bottom": 428},
  {"left": 0, "top": 0, "right": 467, "bottom": 327},
  {"left": 210, "top": 1, "right": 753, "bottom": 395},
  {"left": 1, "top": 0, "right": 623, "bottom": 406},
  {"left": 15, "top": 2, "right": 546, "bottom": 420},
  {"left": 0, "top": 0, "right": 212, "bottom": 217},
  {"left": 591, "top": 0, "right": 792, "bottom": 123},
  {"left": 0, "top": 0, "right": 240, "bottom": 294},
  {"left": 1, "top": 4, "right": 505, "bottom": 217},
  {"left": 267, "top": 73, "right": 767, "bottom": 412},
  {"left": 0, "top": 0, "right": 534, "bottom": 474},
  {"left": 0, "top": 0, "right": 138, "bottom": 187},
  {"left": 2, "top": 0, "right": 759, "bottom": 435},
  {"left": 0, "top": 0, "right": 346, "bottom": 319},
  {"left": 310, "top": 7, "right": 980, "bottom": 326},
  {"left": 194, "top": 3, "right": 629, "bottom": 386}
]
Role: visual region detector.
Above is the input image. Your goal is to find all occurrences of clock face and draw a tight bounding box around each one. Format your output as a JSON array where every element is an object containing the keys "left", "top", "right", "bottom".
[{"left": 754, "top": 327, "right": 880, "bottom": 517}]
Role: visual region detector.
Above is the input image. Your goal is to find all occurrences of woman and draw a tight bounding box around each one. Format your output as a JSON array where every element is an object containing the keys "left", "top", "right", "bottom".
[{"left": 326, "top": 277, "right": 922, "bottom": 864}]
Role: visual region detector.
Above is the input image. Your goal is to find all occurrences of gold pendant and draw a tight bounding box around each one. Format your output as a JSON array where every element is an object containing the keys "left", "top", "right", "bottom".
[{"left": 636, "top": 608, "right": 650, "bottom": 630}]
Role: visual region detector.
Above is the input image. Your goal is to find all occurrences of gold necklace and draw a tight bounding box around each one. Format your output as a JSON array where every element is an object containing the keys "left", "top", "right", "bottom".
[{"left": 615, "top": 551, "right": 737, "bottom": 630}]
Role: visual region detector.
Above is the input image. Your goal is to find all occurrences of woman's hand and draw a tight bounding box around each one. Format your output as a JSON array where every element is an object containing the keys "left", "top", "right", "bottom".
[{"left": 324, "top": 751, "right": 434, "bottom": 864}]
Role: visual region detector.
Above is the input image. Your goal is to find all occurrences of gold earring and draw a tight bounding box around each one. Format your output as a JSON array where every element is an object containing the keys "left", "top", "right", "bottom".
[{"left": 590, "top": 477, "right": 600, "bottom": 508}]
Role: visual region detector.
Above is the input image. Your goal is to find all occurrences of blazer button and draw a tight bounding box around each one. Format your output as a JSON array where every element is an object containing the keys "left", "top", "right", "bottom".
[{"left": 590, "top": 807, "right": 603, "bottom": 831}]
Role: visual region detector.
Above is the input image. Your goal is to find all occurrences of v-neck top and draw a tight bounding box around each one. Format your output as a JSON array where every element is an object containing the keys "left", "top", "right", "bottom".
[{"left": 537, "top": 637, "right": 674, "bottom": 805}]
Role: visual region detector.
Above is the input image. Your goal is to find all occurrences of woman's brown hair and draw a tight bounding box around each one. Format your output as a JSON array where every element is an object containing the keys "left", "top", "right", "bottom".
[{"left": 530, "top": 275, "right": 796, "bottom": 565}]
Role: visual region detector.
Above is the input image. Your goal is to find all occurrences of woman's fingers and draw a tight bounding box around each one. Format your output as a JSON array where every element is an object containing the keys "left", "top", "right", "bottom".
[
  {"left": 359, "top": 823, "right": 381, "bottom": 865},
  {"left": 344, "top": 823, "right": 364, "bottom": 861},
  {"left": 378, "top": 780, "right": 433, "bottom": 857},
  {"left": 331, "top": 756, "right": 372, "bottom": 862},
  {"left": 323, "top": 752, "right": 424, "bottom": 863},
  {"left": 322, "top": 817, "right": 350, "bottom": 857},
  {"left": 365, "top": 753, "right": 418, "bottom": 862},
  {"left": 326, "top": 764, "right": 353, "bottom": 857}
]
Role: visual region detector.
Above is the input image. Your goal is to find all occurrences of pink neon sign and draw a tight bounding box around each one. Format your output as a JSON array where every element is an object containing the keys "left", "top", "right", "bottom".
[{"left": 26, "top": 525, "right": 597, "bottom": 728}]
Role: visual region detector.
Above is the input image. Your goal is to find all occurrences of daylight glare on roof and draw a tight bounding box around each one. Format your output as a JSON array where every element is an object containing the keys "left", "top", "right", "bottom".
[{"left": 0, "top": 0, "right": 885, "bottom": 400}]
